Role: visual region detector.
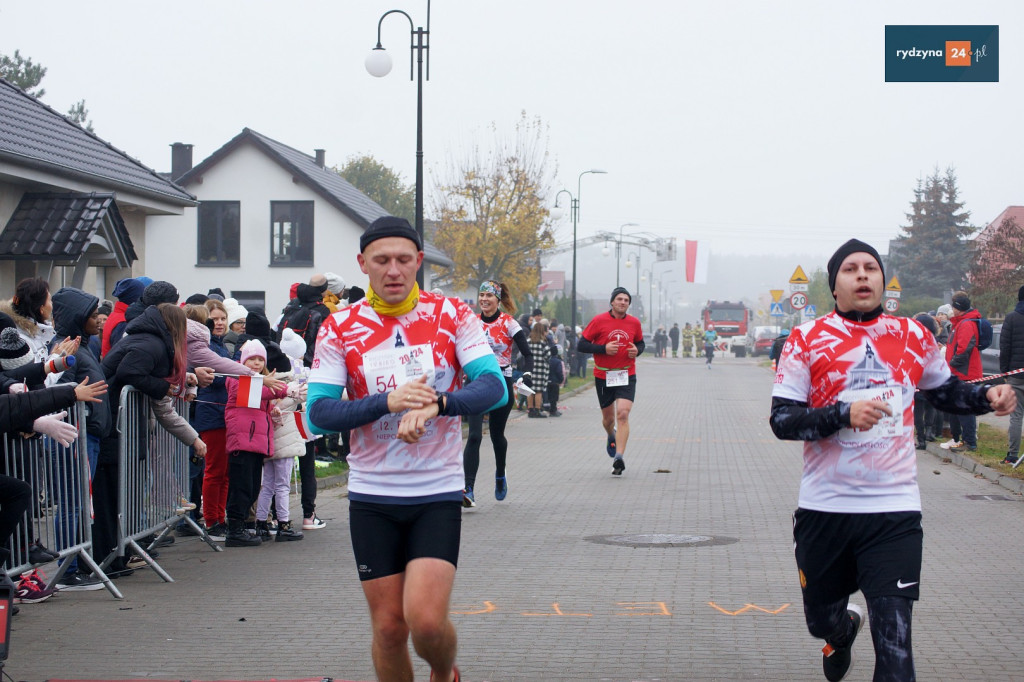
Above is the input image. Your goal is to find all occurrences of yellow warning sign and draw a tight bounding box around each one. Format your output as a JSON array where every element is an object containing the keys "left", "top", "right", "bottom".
[
  {"left": 789, "top": 266, "right": 809, "bottom": 284},
  {"left": 886, "top": 276, "right": 902, "bottom": 292},
  {"left": 769, "top": 289, "right": 784, "bottom": 303}
]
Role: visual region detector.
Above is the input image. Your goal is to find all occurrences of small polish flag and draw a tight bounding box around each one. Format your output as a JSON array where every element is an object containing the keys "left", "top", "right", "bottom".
[
  {"left": 236, "top": 375, "right": 263, "bottom": 409},
  {"left": 685, "top": 240, "right": 709, "bottom": 284},
  {"left": 294, "top": 411, "right": 312, "bottom": 440}
]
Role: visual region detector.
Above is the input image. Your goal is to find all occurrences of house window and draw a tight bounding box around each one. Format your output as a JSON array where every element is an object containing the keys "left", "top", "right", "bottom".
[
  {"left": 232, "top": 290, "right": 266, "bottom": 314},
  {"left": 197, "top": 201, "right": 240, "bottom": 266},
  {"left": 270, "top": 201, "right": 314, "bottom": 266}
]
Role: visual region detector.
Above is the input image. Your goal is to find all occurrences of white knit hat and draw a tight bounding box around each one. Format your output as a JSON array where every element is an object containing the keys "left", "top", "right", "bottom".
[
  {"left": 223, "top": 298, "right": 248, "bottom": 326},
  {"left": 279, "top": 327, "right": 306, "bottom": 360},
  {"left": 324, "top": 273, "right": 346, "bottom": 296}
]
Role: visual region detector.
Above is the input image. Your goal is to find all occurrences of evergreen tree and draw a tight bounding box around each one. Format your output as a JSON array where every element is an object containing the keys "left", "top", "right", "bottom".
[
  {"left": 888, "top": 167, "right": 974, "bottom": 299},
  {"left": 0, "top": 50, "right": 46, "bottom": 97}
]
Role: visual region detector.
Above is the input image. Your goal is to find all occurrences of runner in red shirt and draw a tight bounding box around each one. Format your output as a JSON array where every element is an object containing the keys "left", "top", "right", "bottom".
[{"left": 576, "top": 287, "right": 644, "bottom": 475}]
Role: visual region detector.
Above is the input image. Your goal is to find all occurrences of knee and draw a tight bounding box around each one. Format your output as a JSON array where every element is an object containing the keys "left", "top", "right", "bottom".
[
  {"left": 373, "top": 614, "right": 410, "bottom": 650},
  {"left": 405, "top": 609, "right": 449, "bottom": 644}
]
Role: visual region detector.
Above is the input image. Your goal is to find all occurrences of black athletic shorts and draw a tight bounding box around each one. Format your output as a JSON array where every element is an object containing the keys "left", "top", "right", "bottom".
[
  {"left": 595, "top": 374, "right": 637, "bottom": 409},
  {"left": 349, "top": 499, "right": 462, "bottom": 581},
  {"left": 793, "top": 508, "right": 923, "bottom": 603}
]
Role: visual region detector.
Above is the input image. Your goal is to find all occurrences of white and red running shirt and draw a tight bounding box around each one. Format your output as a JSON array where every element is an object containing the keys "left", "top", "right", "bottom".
[
  {"left": 309, "top": 291, "right": 493, "bottom": 498},
  {"left": 772, "top": 311, "right": 951, "bottom": 513},
  {"left": 481, "top": 312, "right": 523, "bottom": 373}
]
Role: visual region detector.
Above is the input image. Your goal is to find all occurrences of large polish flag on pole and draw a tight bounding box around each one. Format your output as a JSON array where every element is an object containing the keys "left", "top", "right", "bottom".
[
  {"left": 236, "top": 375, "right": 264, "bottom": 408},
  {"left": 685, "top": 240, "right": 709, "bottom": 284}
]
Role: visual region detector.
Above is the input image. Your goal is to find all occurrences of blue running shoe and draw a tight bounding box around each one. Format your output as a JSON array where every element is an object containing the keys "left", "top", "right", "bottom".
[
  {"left": 606, "top": 431, "right": 617, "bottom": 457},
  {"left": 495, "top": 476, "right": 508, "bottom": 501},
  {"left": 462, "top": 487, "right": 476, "bottom": 508}
]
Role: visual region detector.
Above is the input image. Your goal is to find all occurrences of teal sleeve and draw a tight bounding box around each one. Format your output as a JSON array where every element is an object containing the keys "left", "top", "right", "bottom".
[{"left": 461, "top": 355, "right": 507, "bottom": 413}]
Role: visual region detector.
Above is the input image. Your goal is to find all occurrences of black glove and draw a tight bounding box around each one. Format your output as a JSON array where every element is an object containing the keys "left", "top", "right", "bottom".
[{"left": 521, "top": 371, "right": 532, "bottom": 389}]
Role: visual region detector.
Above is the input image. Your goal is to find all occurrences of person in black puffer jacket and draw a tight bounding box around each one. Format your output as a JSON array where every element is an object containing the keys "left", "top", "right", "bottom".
[
  {"left": 1000, "top": 286, "right": 1024, "bottom": 463},
  {"left": 98, "top": 303, "right": 186, "bottom": 573},
  {"left": 231, "top": 310, "right": 291, "bottom": 373},
  {"left": 107, "top": 280, "right": 179, "bottom": 351}
]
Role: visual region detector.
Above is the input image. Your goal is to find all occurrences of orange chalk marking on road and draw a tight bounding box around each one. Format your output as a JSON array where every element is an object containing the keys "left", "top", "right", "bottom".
[
  {"left": 708, "top": 602, "right": 790, "bottom": 615},
  {"left": 615, "top": 601, "right": 672, "bottom": 616},
  {"left": 451, "top": 601, "right": 497, "bottom": 615},
  {"left": 522, "top": 602, "right": 592, "bottom": 617}
]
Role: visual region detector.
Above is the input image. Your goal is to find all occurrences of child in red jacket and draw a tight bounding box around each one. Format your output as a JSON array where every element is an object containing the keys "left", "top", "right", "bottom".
[{"left": 224, "top": 340, "right": 287, "bottom": 547}]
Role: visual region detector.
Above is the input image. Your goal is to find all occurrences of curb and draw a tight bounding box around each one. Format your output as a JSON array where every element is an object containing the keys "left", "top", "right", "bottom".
[{"left": 924, "top": 444, "right": 1024, "bottom": 495}]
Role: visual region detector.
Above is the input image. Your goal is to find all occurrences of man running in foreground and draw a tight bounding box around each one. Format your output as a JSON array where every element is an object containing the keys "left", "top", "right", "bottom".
[
  {"left": 770, "top": 239, "right": 1015, "bottom": 681},
  {"left": 577, "top": 287, "right": 643, "bottom": 475},
  {"left": 306, "top": 216, "right": 506, "bottom": 682}
]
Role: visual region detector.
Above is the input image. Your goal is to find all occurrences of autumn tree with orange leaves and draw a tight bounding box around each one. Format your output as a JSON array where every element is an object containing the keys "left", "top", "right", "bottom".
[{"left": 431, "top": 113, "right": 557, "bottom": 305}]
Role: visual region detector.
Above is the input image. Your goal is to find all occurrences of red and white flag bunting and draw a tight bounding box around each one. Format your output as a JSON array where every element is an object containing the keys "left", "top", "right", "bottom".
[
  {"left": 294, "top": 411, "right": 312, "bottom": 440},
  {"left": 236, "top": 375, "right": 263, "bottom": 409},
  {"left": 685, "top": 240, "right": 709, "bottom": 284}
]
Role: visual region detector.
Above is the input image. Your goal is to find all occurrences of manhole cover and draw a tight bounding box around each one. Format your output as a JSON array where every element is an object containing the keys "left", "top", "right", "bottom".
[{"left": 585, "top": 533, "right": 739, "bottom": 548}]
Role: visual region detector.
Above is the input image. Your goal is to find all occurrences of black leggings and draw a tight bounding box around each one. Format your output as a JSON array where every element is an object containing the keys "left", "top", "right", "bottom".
[
  {"left": 0, "top": 475, "right": 31, "bottom": 567},
  {"left": 805, "top": 594, "right": 915, "bottom": 681},
  {"left": 463, "top": 376, "right": 514, "bottom": 490}
]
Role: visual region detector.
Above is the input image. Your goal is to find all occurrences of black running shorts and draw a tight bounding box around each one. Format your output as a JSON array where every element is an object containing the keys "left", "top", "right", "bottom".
[
  {"left": 793, "top": 508, "right": 923, "bottom": 603},
  {"left": 349, "top": 499, "right": 462, "bottom": 581},
  {"left": 595, "top": 374, "right": 637, "bottom": 409}
]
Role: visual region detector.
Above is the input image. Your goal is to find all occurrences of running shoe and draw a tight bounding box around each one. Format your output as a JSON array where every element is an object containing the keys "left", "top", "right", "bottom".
[
  {"left": 612, "top": 457, "right": 625, "bottom": 476},
  {"left": 462, "top": 487, "right": 476, "bottom": 508},
  {"left": 55, "top": 571, "right": 104, "bottom": 591},
  {"left": 15, "top": 575, "right": 55, "bottom": 603},
  {"left": 606, "top": 431, "right": 617, "bottom": 457},
  {"left": 822, "top": 604, "right": 864, "bottom": 682},
  {"left": 429, "top": 665, "right": 460, "bottom": 682},
  {"left": 302, "top": 515, "right": 327, "bottom": 530},
  {"left": 939, "top": 439, "right": 961, "bottom": 450},
  {"left": 495, "top": 476, "right": 508, "bottom": 501}
]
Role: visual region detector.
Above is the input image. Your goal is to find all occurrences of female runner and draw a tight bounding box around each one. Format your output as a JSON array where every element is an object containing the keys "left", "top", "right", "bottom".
[{"left": 462, "top": 281, "right": 532, "bottom": 506}]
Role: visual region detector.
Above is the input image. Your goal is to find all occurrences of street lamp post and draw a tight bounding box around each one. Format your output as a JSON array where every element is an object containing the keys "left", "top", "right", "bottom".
[
  {"left": 625, "top": 250, "right": 642, "bottom": 324},
  {"left": 365, "top": 0, "right": 430, "bottom": 288},
  {"left": 615, "top": 222, "right": 639, "bottom": 287},
  {"left": 552, "top": 169, "right": 607, "bottom": 334}
]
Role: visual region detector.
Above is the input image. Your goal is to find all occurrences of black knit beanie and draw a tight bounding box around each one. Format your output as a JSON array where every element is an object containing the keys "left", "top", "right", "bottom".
[
  {"left": 952, "top": 292, "right": 971, "bottom": 312},
  {"left": 610, "top": 287, "right": 631, "bottom": 304},
  {"left": 827, "top": 239, "right": 884, "bottom": 298},
  {"left": 359, "top": 216, "right": 422, "bottom": 252},
  {"left": 141, "top": 281, "right": 180, "bottom": 307},
  {"left": 0, "top": 327, "right": 32, "bottom": 370}
]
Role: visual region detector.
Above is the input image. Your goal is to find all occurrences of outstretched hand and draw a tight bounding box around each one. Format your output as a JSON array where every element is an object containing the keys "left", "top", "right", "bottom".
[{"left": 74, "top": 377, "right": 107, "bottom": 402}]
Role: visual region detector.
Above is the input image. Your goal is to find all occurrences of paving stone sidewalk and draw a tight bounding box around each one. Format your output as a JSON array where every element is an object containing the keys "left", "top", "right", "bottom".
[{"left": 6, "top": 353, "right": 1023, "bottom": 681}]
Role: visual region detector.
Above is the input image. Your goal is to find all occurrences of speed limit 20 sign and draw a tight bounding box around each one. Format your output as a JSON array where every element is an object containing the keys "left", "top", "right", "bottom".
[
  {"left": 790, "top": 292, "right": 807, "bottom": 310},
  {"left": 884, "top": 298, "right": 900, "bottom": 313}
]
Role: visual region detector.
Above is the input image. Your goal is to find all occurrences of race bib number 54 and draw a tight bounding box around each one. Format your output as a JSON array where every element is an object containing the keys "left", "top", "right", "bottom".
[{"left": 363, "top": 344, "right": 435, "bottom": 394}]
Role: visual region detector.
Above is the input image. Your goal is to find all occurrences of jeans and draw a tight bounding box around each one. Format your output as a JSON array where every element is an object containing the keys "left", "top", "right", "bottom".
[
  {"left": 48, "top": 434, "right": 98, "bottom": 574},
  {"left": 1007, "top": 378, "right": 1024, "bottom": 456},
  {"left": 956, "top": 413, "right": 977, "bottom": 448}
]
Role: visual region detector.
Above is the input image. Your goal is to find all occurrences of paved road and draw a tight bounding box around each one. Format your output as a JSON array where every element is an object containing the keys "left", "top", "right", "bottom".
[{"left": 7, "top": 353, "right": 1023, "bottom": 681}]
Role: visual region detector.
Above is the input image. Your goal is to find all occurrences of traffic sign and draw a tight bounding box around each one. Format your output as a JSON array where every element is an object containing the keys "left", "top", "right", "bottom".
[
  {"left": 790, "top": 292, "right": 808, "bottom": 310},
  {"left": 789, "top": 266, "right": 809, "bottom": 285},
  {"left": 804, "top": 304, "right": 816, "bottom": 318},
  {"left": 884, "top": 298, "right": 900, "bottom": 313},
  {"left": 770, "top": 302, "right": 784, "bottom": 317},
  {"left": 886, "top": 276, "right": 902, "bottom": 291},
  {"left": 770, "top": 289, "right": 784, "bottom": 303}
]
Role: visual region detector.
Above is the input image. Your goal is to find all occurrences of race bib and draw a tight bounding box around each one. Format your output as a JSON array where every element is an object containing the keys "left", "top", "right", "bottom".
[
  {"left": 606, "top": 369, "right": 629, "bottom": 387},
  {"left": 502, "top": 365, "right": 513, "bottom": 378},
  {"left": 836, "top": 386, "right": 903, "bottom": 441},
  {"left": 362, "top": 344, "right": 435, "bottom": 395},
  {"left": 362, "top": 343, "right": 439, "bottom": 444}
]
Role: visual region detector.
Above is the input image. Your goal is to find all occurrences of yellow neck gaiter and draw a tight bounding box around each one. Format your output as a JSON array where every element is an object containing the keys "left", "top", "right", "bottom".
[{"left": 367, "top": 283, "right": 420, "bottom": 317}]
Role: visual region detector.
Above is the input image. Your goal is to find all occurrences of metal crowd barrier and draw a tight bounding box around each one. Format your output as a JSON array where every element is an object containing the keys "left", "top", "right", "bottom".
[
  {"left": 1, "top": 402, "right": 115, "bottom": 595},
  {"left": 100, "top": 387, "right": 220, "bottom": 587}
]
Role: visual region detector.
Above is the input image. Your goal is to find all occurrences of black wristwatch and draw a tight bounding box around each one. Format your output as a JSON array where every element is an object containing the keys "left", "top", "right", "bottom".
[{"left": 436, "top": 392, "right": 448, "bottom": 416}]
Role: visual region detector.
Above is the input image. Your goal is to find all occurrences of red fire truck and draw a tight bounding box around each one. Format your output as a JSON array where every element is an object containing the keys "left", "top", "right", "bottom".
[{"left": 701, "top": 300, "right": 750, "bottom": 338}]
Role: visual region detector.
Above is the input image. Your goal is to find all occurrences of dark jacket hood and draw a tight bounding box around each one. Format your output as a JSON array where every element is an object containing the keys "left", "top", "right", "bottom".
[
  {"left": 1014, "top": 301, "right": 1024, "bottom": 315},
  {"left": 52, "top": 287, "right": 99, "bottom": 340},
  {"left": 124, "top": 305, "right": 175, "bottom": 364},
  {"left": 296, "top": 282, "right": 326, "bottom": 304},
  {"left": 124, "top": 299, "right": 147, "bottom": 323}
]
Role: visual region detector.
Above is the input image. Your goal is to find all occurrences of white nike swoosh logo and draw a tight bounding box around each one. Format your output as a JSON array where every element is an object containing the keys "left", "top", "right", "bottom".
[{"left": 897, "top": 579, "right": 918, "bottom": 589}]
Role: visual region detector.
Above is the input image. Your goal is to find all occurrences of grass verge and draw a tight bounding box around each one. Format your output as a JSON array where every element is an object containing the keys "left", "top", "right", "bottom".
[{"left": 960, "top": 423, "right": 1024, "bottom": 480}]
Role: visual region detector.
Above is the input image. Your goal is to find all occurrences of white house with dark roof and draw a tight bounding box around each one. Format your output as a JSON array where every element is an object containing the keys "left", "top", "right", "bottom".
[
  {"left": 0, "top": 78, "right": 196, "bottom": 296},
  {"left": 145, "top": 128, "right": 452, "bottom": 316}
]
